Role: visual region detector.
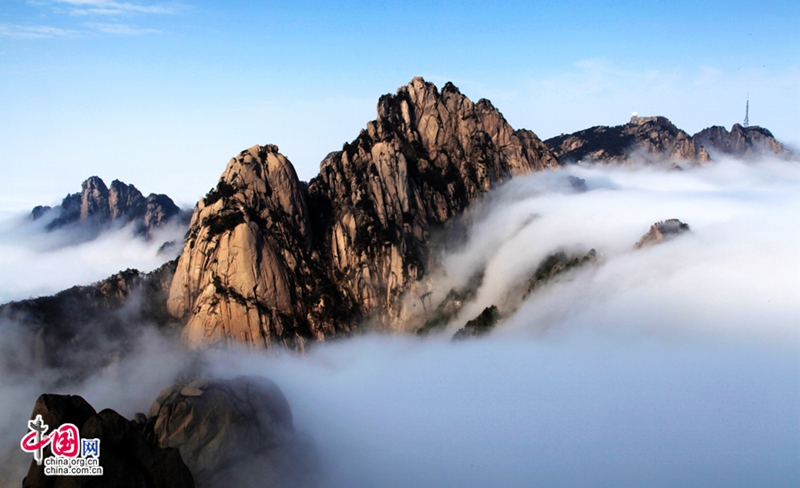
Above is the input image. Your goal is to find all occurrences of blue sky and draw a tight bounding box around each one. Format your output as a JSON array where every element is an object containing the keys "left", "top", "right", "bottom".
[{"left": 1, "top": 0, "right": 798, "bottom": 210}]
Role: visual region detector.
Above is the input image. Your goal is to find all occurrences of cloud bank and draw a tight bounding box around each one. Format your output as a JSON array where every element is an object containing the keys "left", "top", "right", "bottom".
[
  {"left": 0, "top": 156, "right": 798, "bottom": 487},
  {"left": 0, "top": 215, "right": 185, "bottom": 303}
]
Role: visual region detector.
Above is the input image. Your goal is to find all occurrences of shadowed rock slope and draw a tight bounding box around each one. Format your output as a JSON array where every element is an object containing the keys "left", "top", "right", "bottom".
[
  {"left": 167, "top": 77, "right": 558, "bottom": 350},
  {"left": 0, "top": 261, "right": 180, "bottom": 384},
  {"left": 545, "top": 115, "right": 710, "bottom": 165},
  {"left": 22, "top": 394, "right": 194, "bottom": 488},
  {"left": 30, "top": 176, "right": 185, "bottom": 237},
  {"left": 146, "top": 376, "right": 319, "bottom": 488},
  {"left": 692, "top": 124, "right": 790, "bottom": 159},
  {"left": 546, "top": 115, "right": 790, "bottom": 165}
]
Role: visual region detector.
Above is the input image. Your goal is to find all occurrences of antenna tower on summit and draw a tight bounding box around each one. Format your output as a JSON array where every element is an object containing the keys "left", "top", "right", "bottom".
[{"left": 743, "top": 94, "right": 750, "bottom": 127}]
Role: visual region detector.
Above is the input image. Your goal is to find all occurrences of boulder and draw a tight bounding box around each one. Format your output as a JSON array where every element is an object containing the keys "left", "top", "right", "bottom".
[
  {"left": 21, "top": 394, "right": 194, "bottom": 488},
  {"left": 145, "top": 376, "right": 319, "bottom": 488}
]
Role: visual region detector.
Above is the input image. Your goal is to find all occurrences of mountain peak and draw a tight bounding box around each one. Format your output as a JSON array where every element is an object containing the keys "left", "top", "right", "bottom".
[
  {"left": 167, "top": 78, "right": 558, "bottom": 349},
  {"left": 546, "top": 114, "right": 700, "bottom": 164},
  {"left": 30, "top": 176, "right": 183, "bottom": 236},
  {"left": 692, "top": 124, "right": 789, "bottom": 159},
  {"left": 546, "top": 114, "right": 789, "bottom": 165}
]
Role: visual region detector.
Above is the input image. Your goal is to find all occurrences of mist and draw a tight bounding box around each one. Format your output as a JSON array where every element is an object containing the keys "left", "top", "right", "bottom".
[
  {"left": 218, "top": 156, "right": 800, "bottom": 487},
  {"left": 433, "top": 156, "right": 800, "bottom": 342},
  {"left": 1, "top": 156, "right": 798, "bottom": 487},
  {"left": 0, "top": 215, "right": 186, "bottom": 303}
]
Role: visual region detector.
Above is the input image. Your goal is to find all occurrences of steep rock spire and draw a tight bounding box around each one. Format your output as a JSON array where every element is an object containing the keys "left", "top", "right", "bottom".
[{"left": 167, "top": 77, "right": 558, "bottom": 349}]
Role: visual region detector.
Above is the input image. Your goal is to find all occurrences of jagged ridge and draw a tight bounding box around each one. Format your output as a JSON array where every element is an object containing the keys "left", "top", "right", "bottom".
[
  {"left": 167, "top": 77, "right": 559, "bottom": 350},
  {"left": 545, "top": 115, "right": 709, "bottom": 165},
  {"left": 30, "top": 176, "right": 184, "bottom": 236},
  {"left": 545, "top": 115, "right": 789, "bottom": 165}
]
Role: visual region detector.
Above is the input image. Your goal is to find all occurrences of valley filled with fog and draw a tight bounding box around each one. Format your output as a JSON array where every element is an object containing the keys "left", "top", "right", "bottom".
[{"left": 1, "top": 156, "right": 797, "bottom": 487}]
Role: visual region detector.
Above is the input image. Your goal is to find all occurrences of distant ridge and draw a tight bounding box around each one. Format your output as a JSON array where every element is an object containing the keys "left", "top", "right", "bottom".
[
  {"left": 546, "top": 115, "right": 789, "bottom": 164},
  {"left": 29, "top": 176, "right": 186, "bottom": 237}
]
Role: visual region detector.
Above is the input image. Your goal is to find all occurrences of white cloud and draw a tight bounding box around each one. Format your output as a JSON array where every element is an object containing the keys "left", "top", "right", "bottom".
[
  {"left": 432, "top": 157, "right": 800, "bottom": 342},
  {"left": 0, "top": 218, "right": 186, "bottom": 303},
  {"left": 84, "top": 21, "right": 160, "bottom": 34},
  {"left": 0, "top": 23, "right": 78, "bottom": 38},
  {"left": 7, "top": 0, "right": 173, "bottom": 38},
  {"left": 54, "top": 0, "right": 176, "bottom": 16},
  {"left": 0, "top": 156, "right": 798, "bottom": 487}
]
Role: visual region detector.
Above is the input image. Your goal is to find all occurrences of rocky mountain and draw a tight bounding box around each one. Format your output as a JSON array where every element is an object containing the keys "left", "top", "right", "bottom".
[
  {"left": 9, "top": 81, "right": 790, "bottom": 355},
  {"left": 22, "top": 394, "right": 195, "bottom": 488},
  {"left": 0, "top": 261, "right": 180, "bottom": 383},
  {"left": 19, "top": 376, "right": 315, "bottom": 488},
  {"left": 545, "top": 115, "right": 709, "bottom": 165},
  {"left": 147, "top": 376, "right": 319, "bottom": 488},
  {"left": 30, "top": 176, "right": 185, "bottom": 237},
  {"left": 167, "top": 77, "right": 559, "bottom": 350},
  {"left": 546, "top": 115, "right": 790, "bottom": 165},
  {"left": 692, "top": 124, "right": 790, "bottom": 158}
]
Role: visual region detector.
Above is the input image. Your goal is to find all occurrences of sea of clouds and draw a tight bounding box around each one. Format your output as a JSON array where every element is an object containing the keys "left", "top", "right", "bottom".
[
  {"left": 0, "top": 156, "right": 798, "bottom": 487},
  {"left": 0, "top": 213, "right": 186, "bottom": 303}
]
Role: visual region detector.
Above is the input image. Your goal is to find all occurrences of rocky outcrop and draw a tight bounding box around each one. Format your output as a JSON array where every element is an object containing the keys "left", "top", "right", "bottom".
[
  {"left": 29, "top": 206, "right": 51, "bottom": 221},
  {"left": 546, "top": 116, "right": 791, "bottom": 165},
  {"left": 446, "top": 249, "right": 598, "bottom": 340},
  {"left": 634, "top": 219, "right": 690, "bottom": 249},
  {"left": 0, "top": 260, "right": 180, "bottom": 383},
  {"left": 167, "top": 77, "right": 558, "bottom": 350},
  {"left": 145, "top": 376, "right": 318, "bottom": 488},
  {"left": 546, "top": 115, "right": 707, "bottom": 165},
  {"left": 32, "top": 176, "right": 184, "bottom": 236},
  {"left": 525, "top": 249, "right": 597, "bottom": 297},
  {"left": 692, "top": 124, "right": 790, "bottom": 159},
  {"left": 22, "top": 394, "right": 194, "bottom": 488},
  {"left": 415, "top": 271, "right": 484, "bottom": 336},
  {"left": 452, "top": 305, "right": 501, "bottom": 340}
]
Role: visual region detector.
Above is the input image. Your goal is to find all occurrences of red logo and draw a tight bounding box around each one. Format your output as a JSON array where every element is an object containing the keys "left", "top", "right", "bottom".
[{"left": 21, "top": 415, "right": 81, "bottom": 465}]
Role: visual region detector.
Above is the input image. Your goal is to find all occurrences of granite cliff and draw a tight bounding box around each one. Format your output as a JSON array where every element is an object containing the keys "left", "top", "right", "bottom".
[
  {"left": 167, "top": 77, "right": 558, "bottom": 350},
  {"left": 634, "top": 219, "right": 690, "bottom": 249}
]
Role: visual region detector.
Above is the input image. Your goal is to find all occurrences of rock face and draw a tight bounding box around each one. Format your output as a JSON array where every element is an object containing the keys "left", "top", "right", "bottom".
[
  {"left": 546, "top": 116, "right": 791, "bottom": 165},
  {"left": 29, "top": 206, "right": 51, "bottom": 220},
  {"left": 145, "top": 376, "right": 318, "bottom": 488},
  {"left": 22, "top": 394, "right": 194, "bottom": 488},
  {"left": 546, "top": 115, "right": 706, "bottom": 165},
  {"left": 525, "top": 249, "right": 597, "bottom": 297},
  {"left": 0, "top": 261, "right": 180, "bottom": 383},
  {"left": 167, "top": 77, "right": 558, "bottom": 349},
  {"left": 31, "top": 176, "right": 183, "bottom": 236},
  {"left": 692, "top": 124, "right": 790, "bottom": 158},
  {"left": 415, "top": 272, "right": 484, "bottom": 336},
  {"left": 634, "top": 219, "right": 690, "bottom": 249},
  {"left": 452, "top": 305, "right": 501, "bottom": 340},
  {"left": 447, "top": 249, "right": 598, "bottom": 340}
]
